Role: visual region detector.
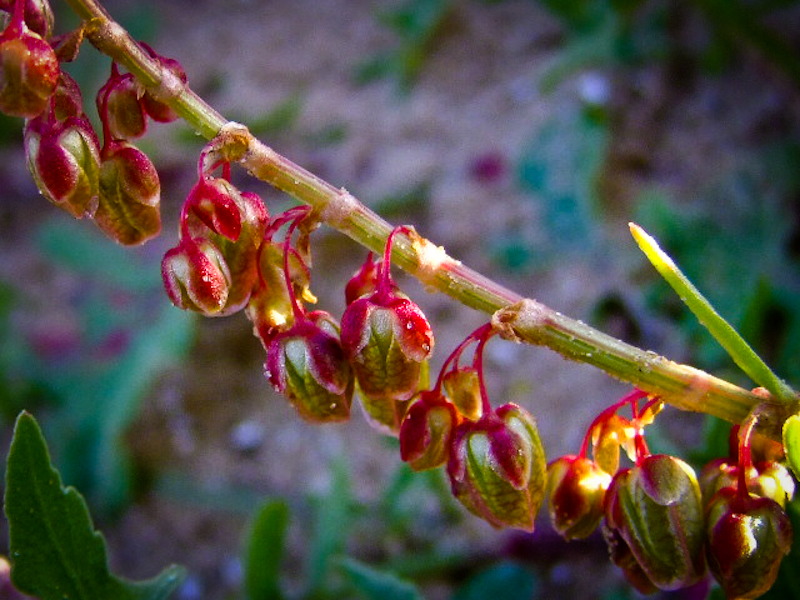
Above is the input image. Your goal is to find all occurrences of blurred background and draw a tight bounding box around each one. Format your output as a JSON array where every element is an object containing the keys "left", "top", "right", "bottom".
[{"left": 1, "top": 0, "right": 799, "bottom": 598}]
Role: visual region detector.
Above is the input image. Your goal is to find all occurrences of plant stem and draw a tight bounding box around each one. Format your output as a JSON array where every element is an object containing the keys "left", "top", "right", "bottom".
[{"left": 64, "top": 0, "right": 782, "bottom": 437}]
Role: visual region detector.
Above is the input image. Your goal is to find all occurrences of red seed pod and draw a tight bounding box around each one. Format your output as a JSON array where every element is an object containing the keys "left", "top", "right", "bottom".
[
  {"left": 162, "top": 237, "right": 231, "bottom": 315},
  {"left": 604, "top": 454, "right": 706, "bottom": 591},
  {"left": 0, "top": 14, "right": 58, "bottom": 117},
  {"left": 24, "top": 111, "right": 100, "bottom": 218},
  {"left": 705, "top": 487, "right": 793, "bottom": 600},
  {"left": 341, "top": 231, "right": 434, "bottom": 434},
  {"left": 546, "top": 455, "right": 611, "bottom": 540},
  {"left": 48, "top": 71, "right": 83, "bottom": 120},
  {"left": 447, "top": 403, "right": 547, "bottom": 531},
  {"left": 0, "top": 0, "right": 53, "bottom": 39},
  {"left": 94, "top": 141, "right": 161, "bottom": 245},
  {"left": 399, "top": 389, "right": 459, "bottom": 471},
  {"left": 601, "top": 524, "right": 659, "bottom": 595},
  {"left": 102, "top": 72, "right": 147, "bottom": 140},
  {"left": 139, "top": 43, "right": 186, "bottom": 123},
  {"left": 266, "top": 310, "right": 353, "bottom": 423},
  {"left": 184, "top": 176, "right": 245, "bottom": 242},
  {"left": 344, "top": 253, "right": 381, "bottom": 305}
]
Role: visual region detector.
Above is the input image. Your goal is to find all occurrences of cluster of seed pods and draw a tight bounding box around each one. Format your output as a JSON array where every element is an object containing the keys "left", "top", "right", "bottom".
[
  {"left": 1, "top": 1, "right": 797, "bottom": 597},
  {"left": 545, "top": 389, "right": 794, "bottom": 597}
]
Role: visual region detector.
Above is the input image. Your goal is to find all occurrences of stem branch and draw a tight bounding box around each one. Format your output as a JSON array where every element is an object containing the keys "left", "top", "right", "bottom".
[{"left": 65, "top": 0, "right": 783, "bottom": 438}]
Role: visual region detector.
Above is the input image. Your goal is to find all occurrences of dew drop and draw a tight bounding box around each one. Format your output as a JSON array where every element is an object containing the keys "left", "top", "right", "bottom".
[
  {"left": 422, "top": 343, "right": 430, "bottom": 352},
  {"left": 406, "top": 321, "right": 413, "bottom": 330}
]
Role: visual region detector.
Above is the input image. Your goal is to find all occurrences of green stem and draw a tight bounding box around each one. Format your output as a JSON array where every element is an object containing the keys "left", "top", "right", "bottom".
[
  {"left": 64, "top": 0, "right": 779, "bottom": 436},
  {"left": 630, "top": 223, "right": 796, "bottom": 403}
]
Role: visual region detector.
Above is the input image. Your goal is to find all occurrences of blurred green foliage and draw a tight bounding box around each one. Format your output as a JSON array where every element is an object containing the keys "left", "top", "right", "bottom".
[{"left": 0, "top": 216, "right": 194, "bottom": 515}]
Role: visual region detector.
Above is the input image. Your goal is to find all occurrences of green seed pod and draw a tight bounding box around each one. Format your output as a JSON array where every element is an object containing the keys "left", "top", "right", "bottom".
[
  {"left": 604, "top": 454, "right": 706, "bottom": 591},
  {"left": 442, "top": 367, "right": 483, "bottom": 422},
  {"left": 447, "top": 403, "right": 547, "bottom": 531},
  {"left": 95, "top": 141, "right": 161, "bottom": 245},
  {"left": 266, "top": 311, "right": 353, "bottom": 423},
  {"left": 399, "top": 390, "right": 459, "bottom": 471},
  {"left": 705, "top": 487, "right": 793, "bottom": 600},
  {"left": 546, "top": 455, "right": 611, "bottom": 540}
]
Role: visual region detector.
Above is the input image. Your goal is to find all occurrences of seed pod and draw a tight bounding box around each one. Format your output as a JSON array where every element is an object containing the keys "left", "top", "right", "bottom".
[
  {"left": 0, "top": 0, "right": 54, "bottom": 39},
  {"left": 186, "top": 181, "right": 269, "bottom": 315},
  {"left": 399, "top": 390, "right": 459, "bottom": 471},
  {"left": 447, "top": 403, "right": 547, "bottom": 531},
  {"left": 266, "top": 311, "right": 353, "bottom": 423},
  {"left": 0, "top": 22, "right": 58, "bottom": 117},
  {"left": 601, "top": 524, "right": 658, "bottom": 595},
  {"left": 700, "top": 459, "right": 795, "bottom": 509},
  {"left": 103, "top": 72, "right": 146, "bottom": 139},
  {"left": 705, "top": 487, "right": 793, "bottom": 600},
  {"left": 162, "top": 237, "right": 231, "bottom": 315},
  {"left": 546, "top": 455, "right": 611, "bottom": 540},
  {"left": 341, "top": 289, "right": 434, "bottom": 433},
  {"left": 94, "top": 141, "right": 161, "bottom": 245},
  {"left": 141, "top": 53, "right": 186, "bottom": 123},
  {"left": 442, "top": 367, "right": 482, "bottom": 421},
  {"left": 344, "top": 253, "right": 380, "bottom": 305},
  {"left": 604, "top": 454, "right": 706, "bottom": 591},
  {"left": 24, "top": 113, "right": 100, "bottom": 218}
]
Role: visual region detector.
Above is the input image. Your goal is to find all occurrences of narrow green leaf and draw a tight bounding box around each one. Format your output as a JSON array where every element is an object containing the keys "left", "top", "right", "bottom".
[
  {"left": 338, "top": 557, "right": 423, "bottom": 600},
  {"left": 4, "top": 412, "right": 185, "bottom": 600},
  {"left": 629, "top": 222, "right": 795, "bottom": 402},
  {"left": 452, "top": 561, "right": 539, "bottom": 600},
  {"left": 243, "top": 500, "right": 288, "bottom": 600},
  {"left": 783, "top": 414, "right": 800, "bottom": 481},
  {"left": 306, "top": 459, "right": 351, "bottom": 594}
]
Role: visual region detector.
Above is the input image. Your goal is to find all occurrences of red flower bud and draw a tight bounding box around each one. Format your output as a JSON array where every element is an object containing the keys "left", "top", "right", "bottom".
[
  {"left": 162, "top": 237, "right": 231, "bottom": 315},
  {"left": 0, "top": 21, "right": 58, "bottom": 117},
  {"left": 344, "top": 253, "right": 380, "bottom": 305},
  {"left": 24, "top": 112, "right": 100, "bottom": 218},
  {"left": 266, "top": 311, "right": 353, "bottom": 423},
  {"left": 705, "top": 487, "right": 793, "bottom": 599},
  {"left": 94, "top": 141, "right": 161, "bottom": 245},
  {"left": 546, "top": 455, "right": 611, "bottom": 540},
  {"left": 399, "top": 390, "right": 459, "bottom": 471},
  {"left": 604, "top": 454, "right": 706, "bottom": 591},
  {"left": 447, "top": 403, "right": 547, "bottom": 531}
]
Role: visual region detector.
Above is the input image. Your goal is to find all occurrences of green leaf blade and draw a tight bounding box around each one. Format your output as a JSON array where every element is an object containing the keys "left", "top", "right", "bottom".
[
  {"left": 244, "top": 500, "right": 289, "bottom": 600},
  {"left": 4, "top": 412, "right": 185, "bottom": 600},
  {"left": 338, "top": 557, "right": 423, "bottom": 600}
]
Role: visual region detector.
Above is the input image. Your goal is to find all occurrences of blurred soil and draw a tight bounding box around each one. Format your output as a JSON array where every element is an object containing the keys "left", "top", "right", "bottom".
[{"left": 1, "top": 0, "right": 799, "bottom": 599}]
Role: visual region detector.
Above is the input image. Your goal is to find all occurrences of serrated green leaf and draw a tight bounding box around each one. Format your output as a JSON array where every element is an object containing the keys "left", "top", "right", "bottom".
[
  {"left": 4, "top": 412, "right": 186, "bottom": 600},
  {"left": 452, "top": 561, "right": 539, "bottom": 600},
  {"left": 243, "top": 500, "right": 288, "bottom": 600},
  {"left": 338, "top": 557, "right": 423, "bottom": 600},
  {"left": 782, "top": 414, "right": 800, "bottom": 481}
]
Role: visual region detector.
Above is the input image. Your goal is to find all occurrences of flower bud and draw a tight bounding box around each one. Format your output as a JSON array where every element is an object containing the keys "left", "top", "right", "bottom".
[
  {"left": 0, "top": 0, "right": 54, "bottom": 39},
  {"left": 184, "top": 176, "right": 244, "bottom": 242},
  {"left": 705, "top": 487, "right": 793, "bottom": 599},
  {"left": 161, "top": 237, "right": 231, "bottom": 315},
  {"left": 546, "top": 455, "right": 611, "bottom": 540},
  {"left": 103, "top": 72, "right": 146, "bottom": 139},
  {"left": 0, "top": 24, "right": 58, "bottom": 117},
  {"left": 24, "top": 113, "right": 100, "bottom": 218},
  {"left": 604, "top": 454, "right": 706, "bottom": 591},
  {"left": 266, "top": 311, "right": 353, "bottom": 423},
  {"left": 442, "top": 367, "right": 482, "bottom": 421},
  {"left": 341, "top": 290, "right": 434, "bottom": 433},
  {"left": 447, "top": 403, "right": 547, "bottom": 531},
  {"left": 94, "top": 141, "right": 161, "bottom": 245},
  {"left": 399, "top": 390, "right": 459, "bottom": 471},
  {"left": 700, "top": 459, "right": 795, "bottom": 509}
]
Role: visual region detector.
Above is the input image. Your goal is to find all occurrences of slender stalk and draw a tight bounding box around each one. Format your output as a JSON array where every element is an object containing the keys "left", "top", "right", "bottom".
[{"left": 64, "top": 0, "right": 783, "bottom": 436}]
